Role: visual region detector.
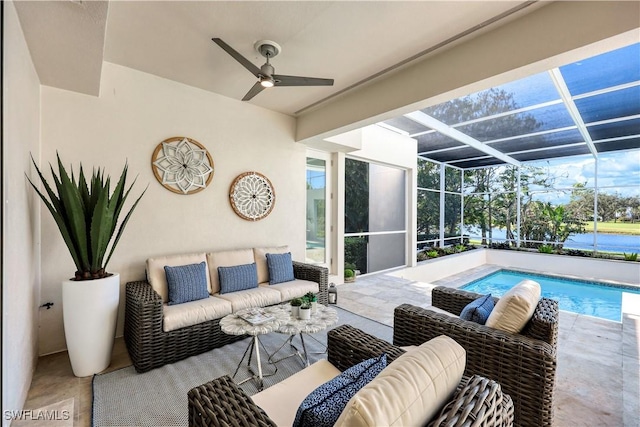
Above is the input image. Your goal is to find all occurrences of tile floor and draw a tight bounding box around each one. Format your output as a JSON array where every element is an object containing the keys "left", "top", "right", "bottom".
[
  {"left": 18, "top": 264, "right": 640, "bottom": 427},
  {"left": 338, "top": 265, "right": 640, "bottom": 427}
]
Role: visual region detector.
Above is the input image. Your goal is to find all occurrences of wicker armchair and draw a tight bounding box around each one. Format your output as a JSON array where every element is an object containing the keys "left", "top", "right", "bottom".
[
  {"left": 188, "top": 324, "right": 514, "bottom": 427},
  {"left": 125, "top": 261, "right": 328, "bottom": 373},
  {"left": 393, "top": 286, "right": 559, "bottom": 427}
]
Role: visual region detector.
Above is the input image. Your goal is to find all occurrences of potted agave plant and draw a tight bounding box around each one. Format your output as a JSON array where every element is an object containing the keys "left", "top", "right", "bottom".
[{"left": 27, "top": 154, "right": 145, "bottom": 377}]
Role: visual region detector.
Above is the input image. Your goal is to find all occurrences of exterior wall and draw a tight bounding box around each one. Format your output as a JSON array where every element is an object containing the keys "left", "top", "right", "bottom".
[
  {"left": 389, "top": 248, "right": 640, "bottom": 286},
  {"left": 389, "top": 249, "right": 487, "bottom": 283},
  {"left": 38, "top": 62, "right": 302, "bottom": 355},
  {"left": 2, "top": 1, "right": 42, "bottom": 423},
  {"left": 486, "top": 249, "right": 640, "bottom": 285}
]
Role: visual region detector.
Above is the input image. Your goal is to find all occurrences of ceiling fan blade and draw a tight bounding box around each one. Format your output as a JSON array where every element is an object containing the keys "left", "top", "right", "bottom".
[
  {"left": 242, "top": 82, "right": 266, "bottom": 101},
  {"left": 273, "top": 75, "right": 334, "bottom": 87},
  {"left": 212, "top": 38, "right": 261, "bottom": 77}
]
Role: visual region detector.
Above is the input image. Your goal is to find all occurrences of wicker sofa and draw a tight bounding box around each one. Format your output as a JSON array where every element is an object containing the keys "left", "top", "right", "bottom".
[
  {"left": 393, "top": 286, "right": 559, "bottom": 427},
  {"left": 124, "top": 246, "right": 328, "bottom": 373},
  {"left": 188, "top": 324, "right": 514, "bottom": 427}
]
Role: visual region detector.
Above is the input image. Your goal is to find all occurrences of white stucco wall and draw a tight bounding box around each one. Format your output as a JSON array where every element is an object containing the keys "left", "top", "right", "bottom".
[
  {"left": 38, "top": 62, "right": 304, "bottom": 355},
  {"left": 485, "top": 249, "right": 640, "bottom": 285},
  {"left": 2, "top": 1, "right": 42, "bottom": 423},
  {"left": 390, "top": 248, "right": 640, "bottom": 286}
]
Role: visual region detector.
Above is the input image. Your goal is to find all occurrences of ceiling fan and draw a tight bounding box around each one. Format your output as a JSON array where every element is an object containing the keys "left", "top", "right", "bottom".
[{"left": 212, "top": 38, "right": 334, "bottom": 101}]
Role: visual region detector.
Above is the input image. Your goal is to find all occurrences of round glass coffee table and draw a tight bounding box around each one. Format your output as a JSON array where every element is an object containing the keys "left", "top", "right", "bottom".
[
  {"left": 220, "top": 307, "right": 290, "bottom": 391},
  {"left": 267, "top": 303, "right": 339, "bottom": 367}
]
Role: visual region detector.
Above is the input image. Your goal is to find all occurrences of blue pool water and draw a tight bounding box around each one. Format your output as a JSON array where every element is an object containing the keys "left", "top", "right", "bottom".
[{"left": 461, "top": 270, "right": 640, "bottom": 321}]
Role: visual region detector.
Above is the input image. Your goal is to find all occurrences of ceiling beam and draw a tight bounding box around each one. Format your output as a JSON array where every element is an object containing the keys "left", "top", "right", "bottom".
[
  {"left": 406, "top": 111, "right": 521, "bottom": 167},
  {"left": 548, "top": 68, "right": 598, "bottom": 157}
]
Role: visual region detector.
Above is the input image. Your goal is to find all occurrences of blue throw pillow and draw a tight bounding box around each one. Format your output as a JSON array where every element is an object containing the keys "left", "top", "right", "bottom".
[
  {"left": 292, "top": 354, "right": 387, "bottom": 427},
  {"left": 218, "top": 263, "right": 258, "bottom": 294},
  {"left": 266, "top": 252, "right": 295, "bottom": 285},
  {"left": 164, "top": 262, "right": 209, "bottom": 305},
  {"left": 460, "top": 294, "right": 495, "bottom": 325}
]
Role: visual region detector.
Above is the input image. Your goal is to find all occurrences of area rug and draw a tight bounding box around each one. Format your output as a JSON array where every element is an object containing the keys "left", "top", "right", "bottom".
[{"left": 92, "top": 306, "right": 392, "bottom": 427}]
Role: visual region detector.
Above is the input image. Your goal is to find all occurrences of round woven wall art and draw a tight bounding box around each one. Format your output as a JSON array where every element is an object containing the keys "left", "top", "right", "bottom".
[
  {"left": 229, "top": 172, "right": 276, "bottom": 221},
  {"left": 151, "top": 136, "right": 214, "bottom": 195}
]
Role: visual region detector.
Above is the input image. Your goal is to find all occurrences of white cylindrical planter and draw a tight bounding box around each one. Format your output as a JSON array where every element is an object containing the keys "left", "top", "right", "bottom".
[
  {"left": 62, "top": 273, "right": 120, "bottom": 377},
  {"left": 299, "top": 307, "right": 311, "bottom": 320}
]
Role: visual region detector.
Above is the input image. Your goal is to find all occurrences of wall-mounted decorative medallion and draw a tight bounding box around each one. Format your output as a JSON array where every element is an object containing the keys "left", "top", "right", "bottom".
[
  {"left": 151, "top": 137, "right": 214, "bottom": 195},
  {"left": 229, "top": 172, "right": 275, "bottom": 221}
]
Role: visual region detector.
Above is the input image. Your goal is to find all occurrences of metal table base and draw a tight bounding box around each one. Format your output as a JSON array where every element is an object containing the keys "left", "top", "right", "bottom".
[
  {"left": 232, "top": 335, "right": 278, "bottom": 391},
  {"left": 268, "top": 333, "right": 327, "bottom": 367}
]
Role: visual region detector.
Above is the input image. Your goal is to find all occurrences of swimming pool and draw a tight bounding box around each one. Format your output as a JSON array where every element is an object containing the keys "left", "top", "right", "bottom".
[{"left": 461, "top": 270, "right": 640, "bottom": 322}]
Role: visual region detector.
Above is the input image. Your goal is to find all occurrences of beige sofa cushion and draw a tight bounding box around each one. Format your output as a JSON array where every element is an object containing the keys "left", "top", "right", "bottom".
[
  {"left": 263, "top": 279, "right": 319, "bottom": 301},
  {"left": 206, "top": 249, "right": 255, "bottom": 294},
  {"left": 147, "top": 253, "right": 209, "bottom": 303},
  {"left": 252, "top": 359, "right": 341, "bottom": 427},
  {"left": 162, "top": 296, "right": 232, "bottom": 332},
  {"left": 215, "top": 286, "right": 282, "bottom": 311},
  {"left": 254, "top": 246, "right": 290, "bottom": 284},
  {"left": 486, "top": 279, "right": 541, "bottom": 333},
  {"left": 335, "top": 335, "right": 466, "bottom": 427}
]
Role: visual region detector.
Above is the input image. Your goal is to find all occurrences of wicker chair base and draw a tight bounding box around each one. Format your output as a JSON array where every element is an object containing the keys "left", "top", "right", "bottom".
[
  {"left": 188, "top": 325, "right": 514, "bottom": 427},
  {"left": 125, "top": 261, "right": 328, "bottom": 373}
]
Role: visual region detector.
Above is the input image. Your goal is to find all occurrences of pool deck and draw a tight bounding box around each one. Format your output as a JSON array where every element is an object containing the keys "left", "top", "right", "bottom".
[{"left": 337, "top": 264, "right": 640, "bottom": 427}]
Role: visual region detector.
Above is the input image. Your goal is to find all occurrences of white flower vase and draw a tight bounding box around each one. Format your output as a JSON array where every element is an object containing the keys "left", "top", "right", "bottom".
[
  {"left": 62, "top": 273, "right": 120, "bottom": 377},
  {"left": 299, "top": 307, "right": 311, "bottom": 320},
  {"left": 311, "top": 301, "right": 317, "bottom": 313}
]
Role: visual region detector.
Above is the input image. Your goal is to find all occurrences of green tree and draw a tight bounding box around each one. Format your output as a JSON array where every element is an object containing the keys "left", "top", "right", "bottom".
[
  {"left": 417, "top": 159, "right": 440, "bottom": 243},
  {"left": 344, "top": 158, "right": 369, "bottom": 233}
]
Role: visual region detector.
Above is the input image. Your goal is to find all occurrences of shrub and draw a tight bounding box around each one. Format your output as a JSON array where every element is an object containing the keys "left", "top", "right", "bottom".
[
  {"left": 427, "top": 250, "right": 439, "bottom": 258},
  {"left": 624, "top": 253, "right": 638, "bottom": 261},
  {"left": 538, "top": 244, "right": 554, "bottom": 254}
]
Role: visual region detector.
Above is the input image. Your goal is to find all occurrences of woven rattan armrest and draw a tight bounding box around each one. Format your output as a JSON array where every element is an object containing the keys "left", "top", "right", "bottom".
[
  {"left": 393, "top": 303, "right": 556, "bottom": 427},
  {"left": 292, "top": 261, "right": 329, "bottom": 305},
  {"left": 327, "top": 324, "right": 406, "bottom": 372},
  {"left": 124, "top": 281, "right": 164, "bottom": 371},
  {"left": 428, "top": 375, "right": 514, "bottom": 427},
  {"left": 431, "top": 286, "right": 559, "bottom": 346},
  {"left": 188, "top": 375, "right": 276, "bottom": 427}
]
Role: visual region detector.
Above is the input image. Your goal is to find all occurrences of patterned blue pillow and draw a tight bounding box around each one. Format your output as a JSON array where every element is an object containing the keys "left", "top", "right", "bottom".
[
  {"left": 266, "top": 252, "right": 295, "bottom": 285},
  {"left": 218, "top": 263, "right": 258, "bottom": 294},
  {"left": 460, "top": 294, "right": 495, "bottom": 325},
  {"left": 292, "top": 354, "right": 387, "bottom": 427},
  {"left": 164, "top": 262, "right": 209, "bottom": 305}
]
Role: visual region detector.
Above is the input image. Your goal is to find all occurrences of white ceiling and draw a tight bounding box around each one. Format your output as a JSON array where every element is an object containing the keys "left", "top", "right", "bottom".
[{"left": 14, "top": 1, "right": 545, "bottom": 116}]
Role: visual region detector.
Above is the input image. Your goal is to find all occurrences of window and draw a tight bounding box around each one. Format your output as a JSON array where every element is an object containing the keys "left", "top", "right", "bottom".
[
  {"left": 306, "top": 157, "right": 328, "bottom": 264},
  {"left": 345, "top": 158, "right": 407, "bottom": 274}
]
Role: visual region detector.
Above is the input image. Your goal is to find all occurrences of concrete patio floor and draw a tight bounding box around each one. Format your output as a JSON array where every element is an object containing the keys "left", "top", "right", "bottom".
[{"left": 337, "top": 264, "right": 640, "bottom": 427}]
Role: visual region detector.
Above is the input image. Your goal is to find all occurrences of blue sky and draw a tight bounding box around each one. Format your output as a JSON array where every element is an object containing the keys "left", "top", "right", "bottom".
[{"left": 525, "top": 149, "right": 640, "bottom": 203}]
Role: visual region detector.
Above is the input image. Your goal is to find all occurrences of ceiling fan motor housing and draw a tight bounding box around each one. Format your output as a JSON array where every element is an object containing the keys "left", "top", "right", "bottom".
[{"left": 254, "top": 40, "right": 281, "bottom": 59}]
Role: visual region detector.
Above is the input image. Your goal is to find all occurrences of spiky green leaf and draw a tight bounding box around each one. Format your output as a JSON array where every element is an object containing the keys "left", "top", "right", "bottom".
[{"left": 27, "top": 154, "right": 145, "bottom": 280}]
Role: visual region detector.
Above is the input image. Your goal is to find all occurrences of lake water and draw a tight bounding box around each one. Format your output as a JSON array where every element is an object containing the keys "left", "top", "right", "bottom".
[
  {"left": 468, "top": 228, "right": 640, "bottom": 253},
  {"left": 564, "top": 233, "right": 640, "bottom": 253}
]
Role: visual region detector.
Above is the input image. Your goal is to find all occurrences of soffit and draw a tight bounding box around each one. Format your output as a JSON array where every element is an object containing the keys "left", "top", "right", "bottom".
[
  {"left": 14, "top": 0, "right": 536, "bottom": 115},
  {"left": 13, "top": 0, "right": 107, "bottom": 96}
]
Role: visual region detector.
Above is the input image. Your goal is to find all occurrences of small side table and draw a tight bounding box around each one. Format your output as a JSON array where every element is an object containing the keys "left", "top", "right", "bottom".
[
  {"left": 269, "top": 303, "right": 339, "bottom": 367},
  {"left": 220, "top": 306, "right": 289, "bottom": 391}
]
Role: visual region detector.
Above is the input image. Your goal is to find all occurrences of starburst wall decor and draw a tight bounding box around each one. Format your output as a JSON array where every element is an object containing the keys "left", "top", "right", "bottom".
[
  {"left": 151, "top": 137, "right": 214, "bottom": 195},
  {"left": 229, "top": 172, "right": 276, "bottom": 221}
]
